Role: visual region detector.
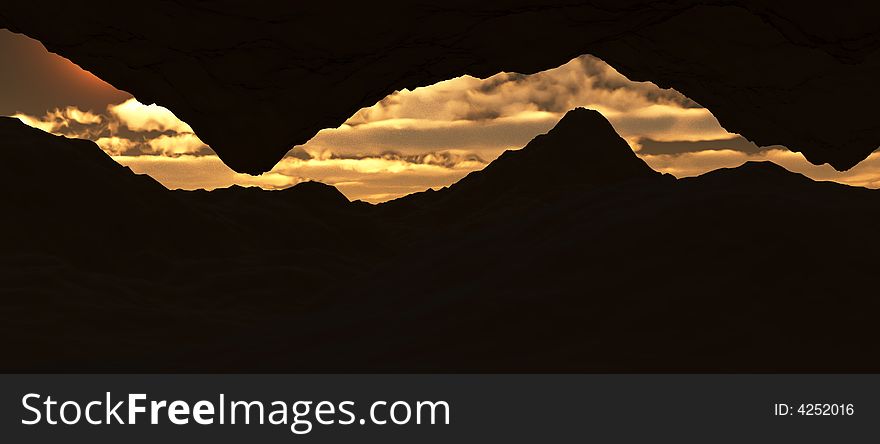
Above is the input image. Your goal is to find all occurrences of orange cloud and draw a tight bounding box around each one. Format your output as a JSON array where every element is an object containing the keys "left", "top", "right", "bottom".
[
  {"left": 112, "top": 152, "right": 485, "bottom": 203},
  {"left": 146, "top": 133, "right": 208, "bottom": 156},
  {"left": 298, "top": 55, "right": 732, "bottom": 164},
  {"left": 12, "top": 106, "right": 103, "bottom": 133},
  {"left": 113, "top": 155, "right": 302, "bottom": 191},
  {"left": 95, "top": 136, "right": 138, "bottom": 156},
  {"left": 12, "top": 100, "right": 207, "bottom": 157},
  {"left": 108, "top": 98, "right": 194, "bottom": 133},
  {"left": 10, "top": 52, "right": 880, "bottom": 202},
  {"left": 640, "top": 149, "right": 880, "bottom": 188}
]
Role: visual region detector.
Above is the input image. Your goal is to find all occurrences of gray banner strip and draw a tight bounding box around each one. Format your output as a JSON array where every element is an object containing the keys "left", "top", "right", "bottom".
[{"left": 1, "top": 375, "right": 876, "bottom": 443}]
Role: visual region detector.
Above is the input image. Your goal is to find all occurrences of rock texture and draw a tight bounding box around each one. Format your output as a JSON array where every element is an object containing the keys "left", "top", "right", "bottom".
[{"left": 2, "top": 1, "right": 879, "bottom": 173}]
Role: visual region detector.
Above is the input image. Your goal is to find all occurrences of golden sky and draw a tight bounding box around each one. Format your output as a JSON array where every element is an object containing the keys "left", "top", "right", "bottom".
[{"left": 3, "top": 28, "right": 880, "bottom": 202}]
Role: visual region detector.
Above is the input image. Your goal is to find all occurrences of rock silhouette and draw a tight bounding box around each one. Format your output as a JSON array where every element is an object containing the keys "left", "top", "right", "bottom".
[
  {"left": 439, "top": 108, "right": 661, "bottom": 196},
  {"left": 2, "top": 109, "right": 879, "bottom": 372},
  {"left": 2, "top": 2, "right": 879, "bottom": 172}
]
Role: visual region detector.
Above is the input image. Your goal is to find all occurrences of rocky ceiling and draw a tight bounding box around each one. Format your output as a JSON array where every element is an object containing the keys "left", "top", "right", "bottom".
[{"left": 2, "top": 1, "right": 879, "bottom": 174}]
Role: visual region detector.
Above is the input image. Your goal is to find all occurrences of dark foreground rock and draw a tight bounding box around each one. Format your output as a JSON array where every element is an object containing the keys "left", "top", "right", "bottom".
[{"left": 2, "top": 110, "right": 879, "bottom": 372}]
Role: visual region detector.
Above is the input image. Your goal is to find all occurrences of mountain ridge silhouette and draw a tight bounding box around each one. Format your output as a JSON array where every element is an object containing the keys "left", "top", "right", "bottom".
[
  {"left": 6, "top": 2, "right": 880, "bottom": 173},
  {"left": 2, "top": 111, "right": 880, "bottom": 372},
  {"left": 383, "top": 108, "right": 669, "bottom": 214},
  {"left": 452, "top": 107, "right": 661, "bottom": 190}
]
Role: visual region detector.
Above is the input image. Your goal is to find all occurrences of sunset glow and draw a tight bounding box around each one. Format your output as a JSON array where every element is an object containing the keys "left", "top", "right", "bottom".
[{"left": 3, "top": 28, "right": 879, "bottom": 202}]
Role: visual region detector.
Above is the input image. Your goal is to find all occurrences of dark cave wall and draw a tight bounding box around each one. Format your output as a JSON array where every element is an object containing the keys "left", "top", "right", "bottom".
[{"left": 1, "top": 1, "right": 878, "bottom": 174}]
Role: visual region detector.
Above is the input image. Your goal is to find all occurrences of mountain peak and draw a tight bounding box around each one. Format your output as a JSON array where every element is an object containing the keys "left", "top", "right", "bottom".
[
  {"left": 550, "top": 107, "right": 614, "bottom": 135},
  {"left": 534, "top": 108, "right": 657, "bottom": 176},
  {"left": 445, "top": 108, "right": 660, "bottom": 200},
  {"left": 695, "top": 160, "right": 812, "bottom": 186},
  {"left": 280, "top": 180, "right": 350, "bottom": 206}
]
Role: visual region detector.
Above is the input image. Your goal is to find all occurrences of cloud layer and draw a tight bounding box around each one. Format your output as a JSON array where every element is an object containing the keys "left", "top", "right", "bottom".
[
  {"left": 642, "top": 149, "right": 880, "bottom": 189},
  {"left": 13, "top": 98, "right": 210, "bottom": 156},
  {"left": 115, "top": 153, "right": 483, "bottom": 203},
  {"left": 8, "top": 46, "right": 880, "bottom": 202},
  {"left": 303, "top": 56, "right": 730, "bottom": 162}
]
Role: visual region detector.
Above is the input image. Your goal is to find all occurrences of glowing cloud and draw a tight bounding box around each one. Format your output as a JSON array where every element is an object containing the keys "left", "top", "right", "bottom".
[
  {"left": 147, "top": 133, "right": 208, "bottom": 156},
  {"left": 640, "top": 149, "right": 880, "bottom": 188},
  {"left": 114, "top": 155, "right": 302, "bottom": 191},
  {"left": 113, "top": 152, "right": 485, "bottom": 203},
  {"left": 12, "top": 100, "right": 207, "bottom": 157},
  {"left": 300, "top": 55, "right": 730, "bottom": 163},
  {"left": 12, "top": 113, "right": 57, "bottom": 133},
  {"left": 8, "top": 49, "right": 880, "bottom": 202},
  {"left": 12, "top": 107, "right": 103, "bottom": 133},
  {"left": 95, "top": 136, "right": 138, "bottom": 156},
  {"left": 108, "top": 98, "right": 194, "bottom": 133}
]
